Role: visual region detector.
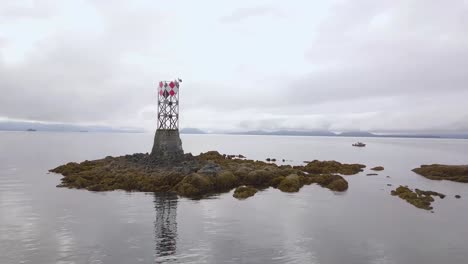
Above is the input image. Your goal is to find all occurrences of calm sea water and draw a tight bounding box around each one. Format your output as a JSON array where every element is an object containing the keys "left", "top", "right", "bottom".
[{"left": 1, "top": 132, "right": 468, "bottom": 264}]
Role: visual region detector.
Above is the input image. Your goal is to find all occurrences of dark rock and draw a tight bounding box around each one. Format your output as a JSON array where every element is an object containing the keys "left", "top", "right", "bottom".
[
  {"left": 367, "top": 173, "right": 378, "bottom": 176},
  {"left": 371, "top": 166, "right": 384, "bottom": 171},
  {"left": 198, "top": 162, "right": 222, "bottom": 176},
  {"left": 455, "top": 195, "right": 461, "bottom": 199}
]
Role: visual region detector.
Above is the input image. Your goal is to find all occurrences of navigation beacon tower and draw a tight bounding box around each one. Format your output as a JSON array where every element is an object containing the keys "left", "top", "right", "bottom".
[{"left": 151, "top": 78, "right": 184, "bottom": 160}]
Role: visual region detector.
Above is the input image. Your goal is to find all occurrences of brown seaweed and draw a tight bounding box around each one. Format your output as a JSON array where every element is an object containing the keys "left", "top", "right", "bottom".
[{"left": 50, "top": 151, "right": 359, "bottom": 199}]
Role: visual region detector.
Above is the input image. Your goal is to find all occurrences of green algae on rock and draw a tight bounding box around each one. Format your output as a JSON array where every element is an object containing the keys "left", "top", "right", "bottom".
[
  {"left": 278, "top": 174, "right": 303, "bottom": 192},
  {"left": 233, "top": 186, "right": 258, "bottom": 199},
  {"left": 306, "top": 174, "right": 349, "bottom": 192},
  {"left": 370, "top": 166, "right": 384, "bottom": 171},
  {"left": 390, "top": 185, "right": 445, "bottom": 210},
  {"left": 50, "top": 151, "right": 357, "bottom": 199},
  {"left": 301, "top": 160, "right": 365, "bottom": 175},
  {"left": 412, "top": 164, "right": 468, "bottom": 183}
]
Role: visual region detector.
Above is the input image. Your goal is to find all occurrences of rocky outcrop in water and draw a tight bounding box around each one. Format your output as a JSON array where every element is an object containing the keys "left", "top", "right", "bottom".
[
  {"left": 412, "top": 164, "right": 468, "bottom": 183},
  {"left": 390, "top": 185, "right": 445, "bottom": 210},
  {"left": 233, "top": 186, "right": 258, "bottom": 199},
  {"left": 50, "top": 151, "right": 364, "bottom": 199},
  {"left": 301, "top": 160, "right": 366, "bottom": 175},
  {"left": 370, "top": 166, "right": 384, "bottom": 171}
]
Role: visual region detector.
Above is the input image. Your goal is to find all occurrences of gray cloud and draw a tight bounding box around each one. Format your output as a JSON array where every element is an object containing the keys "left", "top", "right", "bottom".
[
  {"left": 1, "top": 0, "right": 468, "bottom": 133},
  {"left": 0, "top": 0, "right": 164, "bottom": 125},
  {"left": 0, "top": 0, "right": 55, "bottom": 20}
]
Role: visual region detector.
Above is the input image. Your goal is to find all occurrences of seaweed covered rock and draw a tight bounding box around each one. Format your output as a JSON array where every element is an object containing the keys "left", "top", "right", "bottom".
[
  {"left": 212, "top": 170, "right": 238, "bottom": 190},
  {"left": 174, "top": 173, "right": 214, "bottom": 197},
  {"left": 412, "top": 164, "right": 468, "bottom": 183},
  {"left": 50, "top": 151, "right": 353, "bottom": 199},
  {"left": 244, "top": 168, "right": 277, "bottom": 186},
  {"left": 51, "top": 161, "right": 97, "bottom": 176},
  {"left": 233, "top": 186, "right": 258, "bottom": 199},
  {"left": 270, "top": 176, "right": 285, "bottom": 188},
  {"left": 326, "top": 177, "right": 349, "bottom": 192},
  {"left": 278, "top": 174, "right": 304, "bottom": 192},
  {"left": 371, "top": 166, "right": 384, "bottom": 171},
  {"left": 305, "top": 174, "right": 349, "bottom": 191},
  {"left": 391, "top": 185, "right": 445, "bottom": 210},
  {"left": 198, "top": 151, "right": 225, "bottom": 161},
  {"left": 303, "top": 160, "right": 365, "bottom": 175},
  {"left": 414, "top": 189, "right": 445, "bottom": 199}
]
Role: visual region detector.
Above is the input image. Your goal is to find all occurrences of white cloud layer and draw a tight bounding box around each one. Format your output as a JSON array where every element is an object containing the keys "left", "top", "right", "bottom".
[{"left": 1, "top": 0, "right": 467, "bottom": 132}]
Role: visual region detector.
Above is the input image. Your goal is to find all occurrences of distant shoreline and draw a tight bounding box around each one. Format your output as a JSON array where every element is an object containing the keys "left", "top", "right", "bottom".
[
  {"left": 1, "top": 128, "right": 466, "bottom": 139},
  {"left": 180, "top": 129, "right": 468, "bottom": 140},
  {"left": 0, "top": 129, "right": 144, "bottom": 134}
]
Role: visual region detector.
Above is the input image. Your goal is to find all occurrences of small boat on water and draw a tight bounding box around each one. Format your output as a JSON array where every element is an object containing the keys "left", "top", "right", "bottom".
[{"left": 352, "top": 142, "right": 366, "bottom": 147}]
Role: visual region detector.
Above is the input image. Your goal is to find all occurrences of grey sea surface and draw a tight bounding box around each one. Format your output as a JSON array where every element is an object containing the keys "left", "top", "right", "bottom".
[{"left": 1, "top": 132, "right": 468, "bottom": 264}]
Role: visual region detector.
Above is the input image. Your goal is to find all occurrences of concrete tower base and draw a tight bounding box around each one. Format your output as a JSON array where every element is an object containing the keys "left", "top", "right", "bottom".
[{"left": 150, "top": 129, "right": 184, "bottom": 161}]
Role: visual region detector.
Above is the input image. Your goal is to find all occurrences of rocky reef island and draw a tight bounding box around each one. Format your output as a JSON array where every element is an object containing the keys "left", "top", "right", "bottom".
[
  {"left": 391, "top": 186, "right": 446, "bottom": 210},
  {"left": 50, "top": 149, "right": 366, "bottom": 199},
  {"left": 412, "top": 164, "right": 468, "bottom": 182}
]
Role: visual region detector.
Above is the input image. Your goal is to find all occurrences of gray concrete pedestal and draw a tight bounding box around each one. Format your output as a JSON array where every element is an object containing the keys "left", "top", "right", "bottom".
[{"left": 150, "top": 129, "right": 184, "bottom": 160}]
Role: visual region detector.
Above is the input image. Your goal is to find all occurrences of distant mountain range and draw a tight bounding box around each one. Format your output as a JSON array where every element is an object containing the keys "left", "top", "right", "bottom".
[
  {"left": 180, "top": 128, "right": 207, "bottom": 134},
  {"left": 0, "top": 120, "right": 143, "bottom": 133},
  {"left": 181, "top": 128, "right": 468, "bottom": 139},
  {"left": 2, "top": 122, "right": 467, "bottom": 139},
  {"left": 228, "top": 130, "right": 336, "bottom": 137}
]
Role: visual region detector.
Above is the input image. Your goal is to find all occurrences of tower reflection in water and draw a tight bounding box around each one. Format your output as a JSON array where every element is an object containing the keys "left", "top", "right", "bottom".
[{"left": 153, "top": 192, "right": 178, "bottom": 263}]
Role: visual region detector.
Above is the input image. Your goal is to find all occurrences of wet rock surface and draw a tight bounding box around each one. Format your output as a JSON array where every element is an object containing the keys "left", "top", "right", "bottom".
[
  {"left": 371, "top": 166, "right": 385, "bottom": 171},
  {"left": 412, "top": 164, "right": 468, "bottom": 182},
  {"left": 49, "top": 151, "right": 361, "bottom": 199},
  {"left": 391, "top": 185, "right": 445, "bottom": 210}
]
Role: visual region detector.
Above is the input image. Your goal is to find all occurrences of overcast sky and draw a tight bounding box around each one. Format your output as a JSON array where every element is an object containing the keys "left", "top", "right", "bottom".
[{"left": 1, "top": 0, "right": 467, "bottom": 133}]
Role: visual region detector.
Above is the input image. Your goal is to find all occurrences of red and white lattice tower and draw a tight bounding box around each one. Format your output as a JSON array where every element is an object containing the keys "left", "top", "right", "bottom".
[
  {"left": 157, "top": 79, "right": 180, "bottom": 130},
  {"left": 151, "top": 79, "right": 184, "bottom": 161}
]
